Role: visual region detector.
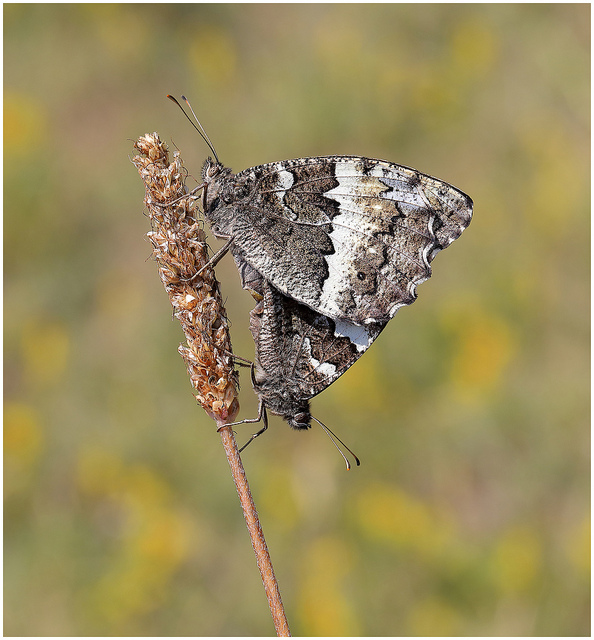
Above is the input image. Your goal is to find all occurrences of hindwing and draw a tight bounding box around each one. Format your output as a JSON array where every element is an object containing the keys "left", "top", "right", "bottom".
[{"left": 246, "top": 269, "right": 385, "bottom": 428}]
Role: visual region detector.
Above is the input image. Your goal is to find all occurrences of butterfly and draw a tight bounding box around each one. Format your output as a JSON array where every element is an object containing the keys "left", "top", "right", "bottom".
[
  {"left": 165, "top": 96, "right": 473, "bottom": 464},
  {"left": 197, "top": 153, "right": 473, "bottom": 449}
]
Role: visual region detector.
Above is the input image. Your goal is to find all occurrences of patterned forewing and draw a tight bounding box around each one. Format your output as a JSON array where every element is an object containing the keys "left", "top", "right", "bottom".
[{"left": 234, "top": 156, "right": 472, "bottom": 326}]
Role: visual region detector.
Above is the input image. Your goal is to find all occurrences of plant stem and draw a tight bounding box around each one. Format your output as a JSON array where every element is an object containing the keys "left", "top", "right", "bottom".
[
  {"left": 133, "top": 132, "right": 291, "bottom": 636},
  {"left": 218, "top": 424, "right": 291, "bottom": 637}
]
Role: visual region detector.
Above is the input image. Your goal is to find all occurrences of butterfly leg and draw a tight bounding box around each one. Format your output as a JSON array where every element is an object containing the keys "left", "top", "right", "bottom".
[
  {"left": 215, "top": 361, "right": 269, "bottom": 452},
  {"left": 213, "top": 348, "right": 253, "bottom": 370},
  {"left": 183, "top": 236, "right": 234, "bottom": 282},
  {"left": 231, "top": 353, "right": 254, "bottom": 367},
  {"left": 236, "top": 363, "right": 271, "bottom": 451},
  {"left": 154, "top": 183, "right": 205, "bottom": 208},
  {"left": 216, "top": 398, "right": 269, "bottom": 452},
  {"left": 238, "top": 403, "right": 269, "bottom": 453}
]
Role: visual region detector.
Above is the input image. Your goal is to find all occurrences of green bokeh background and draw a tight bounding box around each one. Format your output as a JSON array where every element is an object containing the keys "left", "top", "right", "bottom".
[{"left": 4, "top": 4, "right": 589, "bottom": 636}]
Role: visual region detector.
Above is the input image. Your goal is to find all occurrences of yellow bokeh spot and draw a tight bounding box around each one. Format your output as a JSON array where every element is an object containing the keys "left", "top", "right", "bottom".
[
  {"left": 356, "top": 483, "right": 454, "bottom": 559},
  {"left": 78, "top": 448, "right": 193, "bottom": 624},
  {"left": 259, "top": 465, "right": 299, "bottom": 529},
  {"left": 91, "top": 560, "right": 164, "bottom": 624},
  {"left": 411, "top": 74, "right": 456, "bottom": 116},
  {"left": 122, "top": 463, "right": 172, "bottom": 511},
  {"left": 449, "top": 311, "right": 515, "bottom": 402},
  {"left": 4, "top": 90, "right": 48, "bottom": 154},
  {"left": 336, "top": 347, "right": 387, "bottom": 413},
  {"left": 90, "top": 4, "right": 149, "bottom": 59},
  {"left": 491, "top": 525, "right": 542, "bottom": 594},
  {"left": 77, "top": 448, "right": 126, "bottom": 497},
  {"left": 315, "top": 18, "right": 364, "bottom": 78},
  {"left": 567, "top": 514, "right": 590, "bottom": 578},
  {"left": 188, "top": 27, "right": 237, "bottom": 88},
  {"left": 136, "top": 511, "right": 191, "bottom": 567},
  {"left": 88, "top": 503, "right": 192, "bottom": 623},
  {"left": 298, "top": 537, "right": 361, "bottom": 636},
  {"left": 520, "top": 120, "right": 588, "bottom": 239},
  {"left": 408, "top": 596, "right": 462, "bottom": 636},
  {"left": 21, "top": 319, "right": 70, "bottom": 388},
  {"left": 4, "top": 402, "right": 43, "bottom": 466},
  {"left": 306, "top": 536, "right": 353, "bottom": 579},
  {"left": 451, "top": 18, "right": 497, "bottom": 76},
  {"left": 95, "top": 269, "right": 145, "bottom": 320}
]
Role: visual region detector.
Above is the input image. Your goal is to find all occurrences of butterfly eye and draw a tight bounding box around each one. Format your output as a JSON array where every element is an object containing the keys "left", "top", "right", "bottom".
[
  {"left": 207, "top": 163, "right": 219, "bottom": 178},
  {"left": 291, "top": 412, "right": 310, "bottom": 429},
  {"left": 357, "top": 271, "right": 366, "bottom": 281}
]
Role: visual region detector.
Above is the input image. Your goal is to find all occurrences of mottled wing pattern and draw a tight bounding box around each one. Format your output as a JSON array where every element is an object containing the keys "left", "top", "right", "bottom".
[
  {"left": 246, "top": 268, "right": 384, "bottom": 422},
  {"left": 233, "top": 156, "right": 473, "bottom": 325}
]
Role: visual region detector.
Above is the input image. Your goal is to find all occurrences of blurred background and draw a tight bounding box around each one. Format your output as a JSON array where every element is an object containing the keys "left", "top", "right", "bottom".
[{"left": 4, "top": 4, "right": 589, "bottom": 636}]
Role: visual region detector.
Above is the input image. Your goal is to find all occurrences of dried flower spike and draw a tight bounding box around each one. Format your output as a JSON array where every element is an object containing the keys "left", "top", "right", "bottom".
[
  {"left": 132, "top": 133, "right": 239, "bottom": 424},
  {"left": 132, "top": 132, "right": 290, "bottom": 636}
]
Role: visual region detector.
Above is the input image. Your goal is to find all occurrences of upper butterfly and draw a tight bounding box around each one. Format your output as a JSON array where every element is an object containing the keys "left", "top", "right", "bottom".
[{"left": 198, "top": 155, "right": 472, "bottom": 434}]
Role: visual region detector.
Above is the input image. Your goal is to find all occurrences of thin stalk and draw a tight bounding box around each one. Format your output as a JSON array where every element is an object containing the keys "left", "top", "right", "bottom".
[
  {"left": 132, "top": 133, "right": 290, "bottom": 636},
  {"left": 218, "top": 423, "right": 290, "bottom": 637}
]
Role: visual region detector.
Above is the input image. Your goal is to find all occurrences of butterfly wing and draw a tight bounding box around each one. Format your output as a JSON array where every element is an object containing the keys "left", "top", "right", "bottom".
[
  {"left": 246, "top": 266, "right": 385, "bottom": 427},
  {"left": 225, "top": 156, "right": 472, "bottom": 326}
]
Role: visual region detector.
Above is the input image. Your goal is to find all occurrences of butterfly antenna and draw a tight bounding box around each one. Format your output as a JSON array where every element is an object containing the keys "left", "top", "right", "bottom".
[
  {"left": 181, "top": 95, "right": 219, "bottom": 163},
  {"left": 312, "top": 416, "right": 361, "bottom": 471},
  {"left": 166, "top": 94, "right": 220, "bottom": 163}
]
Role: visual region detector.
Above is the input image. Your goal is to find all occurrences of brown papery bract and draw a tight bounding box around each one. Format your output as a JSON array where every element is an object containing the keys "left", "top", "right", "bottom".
[{"left": 132, "top": 133, "right": 239, "bottom": 423}]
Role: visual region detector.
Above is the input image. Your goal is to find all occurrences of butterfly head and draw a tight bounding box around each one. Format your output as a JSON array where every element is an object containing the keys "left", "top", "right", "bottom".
[
  {"left": 200, "top": 157, "right": 236, "bottom": 221},
  {"left": 287, "top": 410, "right": 311, "bottom": 430},
  {"left": 201, "top": 157, "right": 228, "bottom": 183}
]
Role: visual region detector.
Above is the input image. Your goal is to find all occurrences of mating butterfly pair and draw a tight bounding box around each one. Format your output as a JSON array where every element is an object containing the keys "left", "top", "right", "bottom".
[{"left": 197, "top": 152, "right": 472, "bottom": 452}]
